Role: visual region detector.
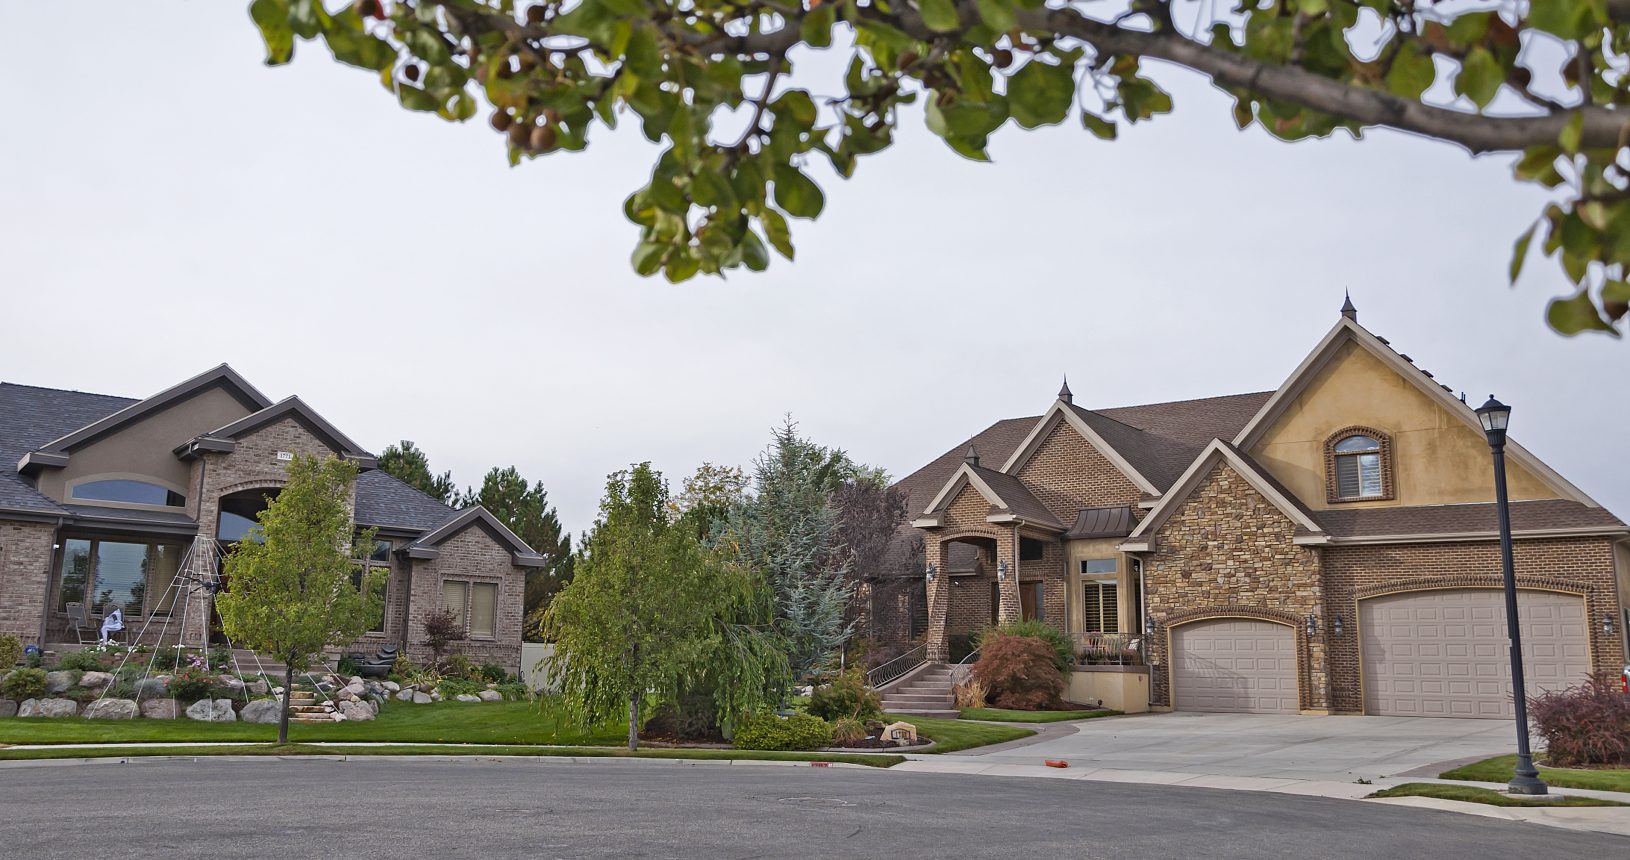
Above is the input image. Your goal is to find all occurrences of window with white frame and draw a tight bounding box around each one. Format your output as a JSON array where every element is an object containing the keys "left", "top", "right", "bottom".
[
  {"left": 1080, "top": 558, "right": 1118, "bottom": 633},
  {"left": 1332, "top": 434, "right": 1385, "bottom": 499}
]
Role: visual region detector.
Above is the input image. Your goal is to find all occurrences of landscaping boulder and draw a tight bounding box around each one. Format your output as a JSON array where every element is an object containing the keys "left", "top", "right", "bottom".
[
  {"left": 395, "top": 688, "right": 415, "bottom": 702},
  {"left": 429, "top": 689, "right": 443, "bottom": 702},
  {"left": 343, "top": 680, "right": 366, "bottom": 697},
  {"left": 382, "top": 680, "right": 400, "bottom": 693},
  {"left": 0, "top": 698, "right": 16, "bottom": 718},
  {"left": 411, "top": 691, "right": 432, "bottom": 705},
  {"left": 454, "top": 693, "right": 481, "bottom": 703},
  {"left": 78, "top": 671, "right": 113, "bottom": 689},
  {"left": 21, "top": 698, "right": 78, "bottom": 718},
  {"left": 135, "top": 678, "right": 169, "bottom": 698},
  {"left": 478, "top": 690, "right": 502, "bottom": 702},
  {"left": 44, "top": 671, "right": 75, "bottom": 694},
  {"left": 240, "top": 699, "right": 282, "bottom": 724},
  {"left": 217, "top": 676, "right": 245, "bottom": 694},
  {"left": 185, "top": 698, "right": 236, "bottom": 722},
  {"left": 83, "top": 698, "right": 139, "bottom": 720},
  {"left": 246, "top": 679, "right": 269, "bottom": 696},
  {"left": 140, "top": 699, "right": 180, "bottom": 720},
  {"left": 339, "top": 700, "right": 375, "bottom": 721}
]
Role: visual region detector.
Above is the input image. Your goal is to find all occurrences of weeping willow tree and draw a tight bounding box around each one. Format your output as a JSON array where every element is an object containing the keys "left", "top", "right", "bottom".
[{"left": 542, "top": 463, "right": 785, "bottom": 750}]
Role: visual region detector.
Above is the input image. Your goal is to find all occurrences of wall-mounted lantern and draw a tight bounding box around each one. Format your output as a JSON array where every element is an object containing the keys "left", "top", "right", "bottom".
[
  {"left": 1332, "top": 615, "right": 1345, "bottom": 638},
  {"left": 996, "top": 560, "right": 1008, "bottom": 581},
  {"left": 1304, "top": 614, "right": 1319, "bottom": 637},
  {"left": 925, "top": 563, "right": 936, "bottom": 582}
]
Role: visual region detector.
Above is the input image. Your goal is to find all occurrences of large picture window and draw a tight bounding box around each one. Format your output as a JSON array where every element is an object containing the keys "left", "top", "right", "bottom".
[
  {"left": 58, "top": 538, "right": 183, "bottom": 617},
  {"left": 351, "top": 566, "right": 388, "bottom": 633},
  {"left": 71, "top": 479, "right": 185, "bottom": 508},
  {"left": 440, "top": 579, "right": 500, "bottom": 639}
]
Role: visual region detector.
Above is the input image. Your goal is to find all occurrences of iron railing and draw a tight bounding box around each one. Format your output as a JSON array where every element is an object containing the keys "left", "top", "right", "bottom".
[
  {"left": 950, "top": 648, "right": 981, "bottom": 684},
  {"left": 1072, "top": 632, "right": 1144, "bottom": 666},
  {"left": 866, "top": 643, "right": 926, "bottom": 689}
]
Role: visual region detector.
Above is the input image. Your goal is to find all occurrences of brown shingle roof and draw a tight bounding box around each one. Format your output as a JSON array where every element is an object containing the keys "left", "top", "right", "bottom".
[
  {"left": 1314, "top": 499, "right": 1625, "bottom": 539},
  {"left": 1090, "top": 392, "right": 1275, "bottom": 490},
  {"left": 969, "top": 464, "right": 1065, "bottom": 530}
]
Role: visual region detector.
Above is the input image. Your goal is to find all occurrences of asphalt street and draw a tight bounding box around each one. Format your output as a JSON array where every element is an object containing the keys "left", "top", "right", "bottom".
[{"left": 0, "top": 758, "right": 1620, "bottom": 858}]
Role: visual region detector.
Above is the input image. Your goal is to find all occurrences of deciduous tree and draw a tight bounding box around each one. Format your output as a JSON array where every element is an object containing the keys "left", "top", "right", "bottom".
[
  {"left": 252, "top": 1, "right": 1630, "bottom": 334},
  {"left": 216, "top": 454, "right": 383, "bottom": 744}
]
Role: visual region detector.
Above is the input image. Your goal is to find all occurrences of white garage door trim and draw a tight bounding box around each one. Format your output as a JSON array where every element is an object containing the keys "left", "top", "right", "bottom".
[
  {"left": 1170, "top": 618, "right": 1300, "bottom": 714},
  {"left": 1358, "top": 587, "right": 1591, "bottom": 720}
]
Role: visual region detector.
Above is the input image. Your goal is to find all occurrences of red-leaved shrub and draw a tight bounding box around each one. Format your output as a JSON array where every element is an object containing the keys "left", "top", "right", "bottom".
[
  {"left": 970, "top": 635, "right": 1065, "bottom": 710},
  {"left": 1528, "top": 673, "right": 1630, "bottom": 767}
]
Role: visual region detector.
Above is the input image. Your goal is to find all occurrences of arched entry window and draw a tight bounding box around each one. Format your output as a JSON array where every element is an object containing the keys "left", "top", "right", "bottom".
[{"left": 218, "top": 489, "right": 280, "bottom": 543}]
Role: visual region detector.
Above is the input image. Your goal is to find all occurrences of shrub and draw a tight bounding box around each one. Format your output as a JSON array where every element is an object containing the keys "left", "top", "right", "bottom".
[
  {"left": 947, "top": 634, "right": 978, "bottom": 665},
  {"left": 2, "top": 667, "right": 47, "bottom": 700},
  {"left": 733, "top": 712, "right": 834, "bottom": 751},
  {"left": 56, "top": 650, "right": 104, "bottom": 672},
  {"left": 977, "top": 620, "right": 1073, "bottom": 673},
  {"left": 442, "top": 654, "right": 475, "bottom": 680},
  {"left": 477, "top": 662, "right": 509, "bottom": 683},
  {"left": 830, "top": 717, "right": 868, "bottom": 746},
  {"left": 207, "top": 648, "right": 233, "bottom": 672},
  {"left": 423, "top": 608, "right": 463, "bottom": 665},
  {"left": 438, "top": 677, "right": 483, "bottom": 698},
  {"left": 1529, "top": 673, "right": 1630, "bottom": 767},
  {"left": 0, "top": 634, "right": 24, "bottom": 669},
  {"left": 807, "top": 668, "right": 882, "bottom": 722},
  {"left": 643, "top": 693, "right": 723, "bottom": 741},
  {"left": 336, "top": 655, "right": 362, "bottom": 678},
  {"left": 952, "top": 678, "right": 990, "bottom": 709},
  {"left": 969, "top": 635, "right": 1065, "bottom": 710},
  {"left": 495, "top": 680, "right": 530, "bottom": 701},
  {"left": 168, "top": 666, "right": 215, "bottom": 702}
]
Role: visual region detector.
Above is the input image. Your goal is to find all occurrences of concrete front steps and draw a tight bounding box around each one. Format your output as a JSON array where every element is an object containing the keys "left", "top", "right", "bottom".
[
  {"left": 878, "top": 663, "right": 959, "bottom": 719},
  {"left": 287, "top": 690, "right": 334, "bottom": 723}
]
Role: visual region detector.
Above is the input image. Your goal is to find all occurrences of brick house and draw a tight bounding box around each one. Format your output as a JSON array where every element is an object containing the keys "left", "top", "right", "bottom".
[
  {"left": 896, "top": 301, "right": 1629, "bottom": 718},
  {"left": 0, "top": 365, "right": 542, "bottom": 673}
]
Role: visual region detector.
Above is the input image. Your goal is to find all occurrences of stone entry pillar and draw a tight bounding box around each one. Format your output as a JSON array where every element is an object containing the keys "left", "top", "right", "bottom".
[
  {"left": 924, "top": 540, "right": 948, "bottom": 662},
  {"left": 994, "top": 529, "right": 1021, "bottom": 624}
]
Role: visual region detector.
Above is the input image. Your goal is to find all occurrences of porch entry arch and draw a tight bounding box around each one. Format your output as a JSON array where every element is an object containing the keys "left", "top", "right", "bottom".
[
  {"left": 1167, "top": 613, "right": 1302, "bottom": 714},
  {"left": 1357, "top": 585, "right": 1591, "bottom": 719}
]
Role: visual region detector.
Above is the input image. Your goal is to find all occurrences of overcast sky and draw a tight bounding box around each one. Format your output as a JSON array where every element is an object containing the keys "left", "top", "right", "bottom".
[{"left": 2, "top": 4, "right": 1624, "bottom": 537}]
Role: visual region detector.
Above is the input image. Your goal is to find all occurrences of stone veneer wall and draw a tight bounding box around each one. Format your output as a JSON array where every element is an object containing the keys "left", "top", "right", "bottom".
[
  {"left": 404, "top": 525, "right": 526, "bottom": 673},
  {"left": 0, "top": 522, "right": 56, "bottom": 646},
  {"left": 1014, "top": 421, "right": 1145, "bottom": 525},
  {"left": 1143, "top": 462, "right": 1327, "bottom": 711},
  {"left": 1321, "top": 536, "right": 1625, "bottom": 714}
]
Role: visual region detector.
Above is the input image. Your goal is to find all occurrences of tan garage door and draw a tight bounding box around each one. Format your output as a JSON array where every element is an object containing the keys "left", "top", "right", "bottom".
[
  {"left": 1360, "top": 589, "right": 1590, "bottom": 719},
  {"left": 1171, "top": 619, "right": 1299, "bottom": 714}
]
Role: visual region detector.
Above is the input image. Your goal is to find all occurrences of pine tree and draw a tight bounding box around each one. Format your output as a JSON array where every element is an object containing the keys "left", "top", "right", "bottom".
[{"left": 377, "top": 440, "right": 457, "bottom": 505}]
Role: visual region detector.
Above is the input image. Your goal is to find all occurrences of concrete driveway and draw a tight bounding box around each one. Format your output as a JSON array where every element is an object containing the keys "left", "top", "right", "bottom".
[{"left": 952, "top": 712, "right": 1519, "bottom": 782}]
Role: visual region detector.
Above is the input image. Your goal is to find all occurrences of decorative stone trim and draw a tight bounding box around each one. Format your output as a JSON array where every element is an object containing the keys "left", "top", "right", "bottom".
[
  {"left": 1352, "top": 574, "right": 1588, "bottom": 601},
  {"left": 215, "top": 478, "right": 288, "bottom": 498},
  {"left": 1160, "top": 605, "right": 1303, "bottom": 629},
  {"left": 1323, "top": 425, "right": 1395, "bottom": 504}
]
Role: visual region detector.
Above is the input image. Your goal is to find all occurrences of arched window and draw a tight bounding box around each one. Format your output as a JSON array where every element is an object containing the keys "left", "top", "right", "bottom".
[
  {"left": 71, "top": 479, "right": 185, "bottom": 508},
  {"left": 1327, "top": 430, "right": 1392, "bottom": 501}
]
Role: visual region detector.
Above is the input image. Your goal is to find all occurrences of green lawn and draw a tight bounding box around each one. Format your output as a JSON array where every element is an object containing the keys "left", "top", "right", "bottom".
[
  {"left": 885, "top": 713, "right": 1034, "bottom": 753},
  {"left": 1370, "top": 783, "right": 1626, "bottom": 807},
  {"left": 1440, "top": 755, "right": 1630, "bottom": 793},
  {"left": 0, "top": 700, "right": 623, "bottom": 746},
  {"left": 959, "top": 707, "right": 1121, "bottom": 723},
  {"left": 0, "top": 742, "right": 904, "bottom": 767}
]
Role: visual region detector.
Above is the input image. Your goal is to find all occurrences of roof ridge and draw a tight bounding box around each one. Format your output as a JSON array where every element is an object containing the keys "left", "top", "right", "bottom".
[
  {"left": 1066, "top": 402, "right": 1144, "bottom": 434},
  {"left": 0, "top": 381, "right": 136, "bottom": 401},
  {"left": 1095, "top": 390, "right": 1275, "bottom": 413}
]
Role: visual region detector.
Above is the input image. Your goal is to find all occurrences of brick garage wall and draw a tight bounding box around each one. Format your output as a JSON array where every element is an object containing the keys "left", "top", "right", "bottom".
[
  {"left": 1321, "top": 536, "right": 1625, "bottom": 714},
  {"left": 404, "top": 524, "right": 525, "bottom": 674},
  {"left": 1014, "top": 421, "right": 1145, "bottom": 525},
  {"left": 1144, "top": 462, "right": 1327, "bottom": 710},
  {"left": 0, "top": 521, "right": 56, "bottom": 646}
]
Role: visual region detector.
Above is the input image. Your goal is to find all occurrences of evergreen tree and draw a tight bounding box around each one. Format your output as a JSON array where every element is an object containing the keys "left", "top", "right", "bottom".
[
  {"left": 377, "top": 440, "right": 456, "bottom": 505},
  {"left": 461, "top": 466, "right": 573, "bottom": 634}
]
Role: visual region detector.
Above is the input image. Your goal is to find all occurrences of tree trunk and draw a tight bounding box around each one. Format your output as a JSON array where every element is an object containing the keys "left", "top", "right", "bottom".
[
  {"left": 628, "top": 689, "right": 640, "bottom": 752},
  {"left": 278, "top": 660, "right": 294, "bottom": 745}
]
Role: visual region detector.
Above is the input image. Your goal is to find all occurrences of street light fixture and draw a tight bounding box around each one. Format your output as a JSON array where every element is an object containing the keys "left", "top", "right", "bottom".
[{"left": 1475, "top": 395, "right": 1547, "bottom": 796}]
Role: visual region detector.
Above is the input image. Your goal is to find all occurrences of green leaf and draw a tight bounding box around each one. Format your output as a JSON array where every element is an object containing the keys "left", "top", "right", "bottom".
[
  {"left": 1007, "top": 58, "right": 1075, "bottom": 128},
  {"left": 625, "top": 23, "right": 662, "bottom": 78},
  {"left": 1602, "top": 280, "right": 1630, "bottom": 305},
  {"left": 249, "top": 0, "right": 295, "bottom": 65},
  {"left": 771, "top": 90, "right": 818, "bottom": 128},
  {"left": 1546, "top": 291, "right": 1618, "bottom": 336},
  {"left": 1081, "top": 111, "right": 1117, "bottom": 140},
  {"left": 1454, "top": 47, "right": 1502, "bottom": 109},
  {"left": 975, "top": 0, "right": 1016, "bottom": 32},
  {"left": 1527, "top": 1, "right": 1594, "bottom": 40},
  {"left": 632, "top": 241, "right": 666, "bottom": 276},
  {"left": 760, "top": 208, "right": 794, "bottom": 260},
  {"left": 1509, "top": 222, "right": 1538, "bottom": 285},
  {"left": 1559, "top": 111, "right": 1585, "bottom": 154},
  {"left": 740, "top": 230, "right": 770, "bottom": 272},
  {"left": 664, "top": 250, "right": 701, "bottom": 283},
  {"left": 772, "top": 164, "right": 825, "bottom": 219},
  {"left": 918, "top": 0, "right": 961, "bottom": 33},
  {"left": 800, "top": 4, "right": 838, "bottom": 49},
  {"left": 1385, "top": 43, "right": 1436, "bottom": 100},
  {"left": 1513, "top": 146, "right": 1564, "bottom": 187}
]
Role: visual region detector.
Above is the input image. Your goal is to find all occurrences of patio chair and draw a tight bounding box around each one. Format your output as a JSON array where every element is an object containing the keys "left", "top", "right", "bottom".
[{"left": 65, "top": 602, "right": 92, "bottom": 645}]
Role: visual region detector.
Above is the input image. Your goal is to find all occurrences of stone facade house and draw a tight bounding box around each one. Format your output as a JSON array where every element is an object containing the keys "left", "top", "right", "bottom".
[
  {"left": 0, "top": 366, "right": 542, "bottom": 673},
  {"left": 895, "top": 302, "right": 1629, "bottom": 718}
]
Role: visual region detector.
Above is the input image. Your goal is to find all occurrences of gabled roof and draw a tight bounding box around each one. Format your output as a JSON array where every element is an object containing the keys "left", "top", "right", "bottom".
[
  {"left": 24, "top": 365, "right": 272, "bottom": 467},
  {"left": 176, "top": 396, "right": 376, "bottom": 467},
  {"left": 1000, "top": 401, "right": 1163, "bottom": 496},
  {"left": 1232, "top": 316, "right": 1601, "bottom": 508},
  {"left": 405, "top": 505, "right": 547, "bottom": 567},
  {"left": 355, "top": 470, "right": 458, "bottom": 532},
  {"left": 914, "top": 462, "right": 1065, "bottom": 532},
  {"left": 1120, "top": 439, "right": 1327, "bottom": 552},
  {"left": 0, "top": 383, "right": 137, "bottom": 515}
]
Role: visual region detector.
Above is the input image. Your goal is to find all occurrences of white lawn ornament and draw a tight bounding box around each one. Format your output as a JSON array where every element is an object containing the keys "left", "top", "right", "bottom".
[{"left": 99, "top": 608, "right": 124, "bottom": 644}]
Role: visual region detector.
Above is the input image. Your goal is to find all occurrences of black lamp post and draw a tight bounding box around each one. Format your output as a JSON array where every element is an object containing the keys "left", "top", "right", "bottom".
[{"left": 1475, "top": 395, "right": 1547, "bottom": 796}]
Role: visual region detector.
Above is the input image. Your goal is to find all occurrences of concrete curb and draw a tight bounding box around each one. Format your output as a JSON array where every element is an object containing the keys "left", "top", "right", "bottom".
[{"left": 0, "top": 753, "right": 880, "bottom": 771}]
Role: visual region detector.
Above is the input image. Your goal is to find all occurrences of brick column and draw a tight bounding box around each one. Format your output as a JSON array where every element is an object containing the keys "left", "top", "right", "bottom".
[
  {"left": 995, "top": 529, "right": 1021, "bottom": 624},
  {"left": 924, "top": 538, "right": 949, "bottom": 662}
]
